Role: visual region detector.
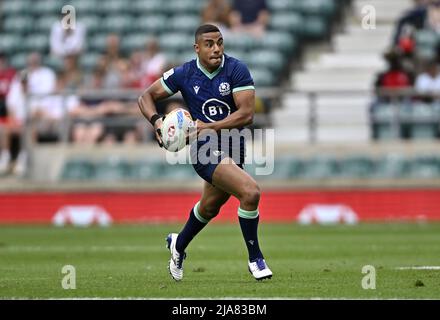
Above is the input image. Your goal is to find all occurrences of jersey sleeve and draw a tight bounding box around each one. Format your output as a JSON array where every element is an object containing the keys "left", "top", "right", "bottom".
[
  {"left": 231, "top": 61, "right": 255, "bottom": 93},
  {"left": 160, "top": 66, "right": 184, "bottom": 95}
]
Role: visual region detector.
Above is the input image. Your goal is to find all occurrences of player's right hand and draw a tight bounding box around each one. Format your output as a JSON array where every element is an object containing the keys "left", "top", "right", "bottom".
[{"left": 154, "top": 118, "right": 164, "bottom": 148}]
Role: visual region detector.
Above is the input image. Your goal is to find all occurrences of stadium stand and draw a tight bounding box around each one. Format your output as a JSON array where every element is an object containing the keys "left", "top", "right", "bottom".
[{"left": 2, "top": 0, "right": 440, "bottom": 185}]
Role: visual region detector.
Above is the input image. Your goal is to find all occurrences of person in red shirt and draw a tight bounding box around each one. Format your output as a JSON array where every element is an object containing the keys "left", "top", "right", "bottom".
[
  {"left": 375, "top": 50, "right": 413, "bottom": 89},
  {"left": 0, "top": 53, "right": 16, "bottom": 175}
]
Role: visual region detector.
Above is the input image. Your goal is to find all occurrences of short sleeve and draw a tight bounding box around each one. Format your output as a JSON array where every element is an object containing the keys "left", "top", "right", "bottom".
[
  {"left": 231, "top": 61, "right": 255, "bottom": 93},
  {"left": 160, "top": 66, "right": 184, "bottom": 95}
]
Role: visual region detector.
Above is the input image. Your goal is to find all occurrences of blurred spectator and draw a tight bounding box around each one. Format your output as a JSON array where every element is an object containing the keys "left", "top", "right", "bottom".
[
  {"left": 393, "top": 0, "right": 431, "bottom": 44},
  {"left": 122, "top": 51, "right": 145, "bottom": 89},
  {"left": 375, "top": 50, "right": 414, "bottom": 90},
  {"left": 426, "top": 0, "right": 440, "bottom": 33},
  {"left": 0, "top": 53, "right": 16, "bottom": 175},
  {"left": 4, "top": 53, "right": 56, "bottom": 176},
  {"left": 23, "top": 53, "right": 57, "bottom": 98},
  {"left": 83, "top": 57, "right": 108, "bottom": 90},
  {"left": 201, "top": 0, "right": 232, "bottom": 35},
  {"left": 229, "top": 0, "right": 270, "bottom": 38},
  {"left": 70, "top": 100, "right": 122, "bottom": 145},
  {"left": 50, "top": 20, "right": 86, "bottom": 58},
  {"left": 100, "top": 34, "right": 127, "bottom": 89},
  {"left": 141, "top": 38, "right": 167, "bottom": 88},
  {"left": 31, "top": 73, "right": 81, "bottom": 143},
  {"left": 61, "top": 55, "right": 83, "bottom": 90},
  {"left": 414, "top": 60, "right": 440, "bottom": 93}
]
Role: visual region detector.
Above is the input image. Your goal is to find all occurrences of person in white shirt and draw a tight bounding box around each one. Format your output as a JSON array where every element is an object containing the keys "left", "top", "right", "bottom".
[
  {"left": 4, "top": 53, "right": 56, "bottom": 176},
  {"left": 414, "top": 60, "right": 440, "bottom": 93},
  {"left": 50, "top": 20, "right": 86, "bottom": 58}
]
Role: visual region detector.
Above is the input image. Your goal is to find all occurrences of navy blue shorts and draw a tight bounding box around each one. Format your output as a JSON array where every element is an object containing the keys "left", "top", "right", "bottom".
[{"left": 190, "top": 132, "right": 245, "bottom": 184}]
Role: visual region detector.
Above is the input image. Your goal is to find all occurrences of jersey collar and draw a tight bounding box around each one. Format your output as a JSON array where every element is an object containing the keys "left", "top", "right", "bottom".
[{"left": 196, "top": 55, "right": 225, "bottom": 80}]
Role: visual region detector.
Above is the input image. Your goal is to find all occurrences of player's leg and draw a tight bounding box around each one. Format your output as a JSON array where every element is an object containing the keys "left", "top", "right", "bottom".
[
  {"left": 167, "top": 181, "right": 230, "bottom": 281},
  {"left": 212, "top": 157, "right": 272, "bottom": 280},
  {"left": 175, "top": 181, "right": 230, "bottom": 253}
]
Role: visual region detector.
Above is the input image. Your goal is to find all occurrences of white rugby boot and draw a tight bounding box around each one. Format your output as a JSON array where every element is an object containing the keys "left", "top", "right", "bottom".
[
  {"left": 248, "top": 258, "right": 273, "bottom": 281},
  {"left": 166, "top": 233, "right": 186, "bottom": 281}
]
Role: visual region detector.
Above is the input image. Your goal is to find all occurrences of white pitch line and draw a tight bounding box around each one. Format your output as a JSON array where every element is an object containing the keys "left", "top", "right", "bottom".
[
  {"left": 396, "top": 266, "right": 440, "bottom": 270},
  {"left": 0, "top": 245, "right": 161, "bottom": 252}
]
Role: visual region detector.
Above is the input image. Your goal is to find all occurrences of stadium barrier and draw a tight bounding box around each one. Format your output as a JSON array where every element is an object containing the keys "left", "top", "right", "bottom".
[{"left": 0, "top": 189, "right": 439, "bottom": 224}]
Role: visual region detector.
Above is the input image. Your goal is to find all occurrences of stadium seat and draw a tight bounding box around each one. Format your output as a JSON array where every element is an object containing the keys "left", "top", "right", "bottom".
[
  {"left": 9, "top": 52, "right": 28, "bottom": 70},
  {"left": 87, "top": 33, "right": 109, "bottom": 52},
  {"left": 301, "top": 156, "right": 339, "bottom": 179},
  {"left": 61, "top": 159, "right": 95, "bottom": 180},
  {"left": 415, "top": 30, "right": 438, "bottom": 52},
  {"left": 176, "top": 50, "right": 197, "bottom": 64},
  {"left": 34, "top": 15, "right": 59, "bottom": 33},
  {"left": 160, "top": 164, "right": 197, "bottom": 180},
  {"left": 31, "top": 0, "right": 62, "bottom": 16},
  {"left": 250, "top": 68, "right": 276, "bottom": 87},
  {"left": 129, "top": 161, "right": 164, "bottom": 180},
  {"left": 269, "top": 13, "right": 304, "bottom": 35},
  {"left": 79, "top": 15, "right": 103, "bottom": 35},
  {"left": 374, "top": 154, "right": 409, "bottom": 178},
  {"left": 408, "top": 155, "right": 440, "bottom": 179},
  {"left": 68, "top": 0, "right": 99, "bottom": 16},
  {"left": 302, "top": 16, "right": 328, "bottom": 39},
  {"left": 300, "top": 0, "right": 336, "bottom": 17},
  {"left": 2, "top": 16, "right": 34, "bottom": 34},
  {"left": 0, "top": 34, "right": 22, "bottom": 55},
  {"left": 44, "top": 55, "right": 63, "bottom": 72},
  {"left": 79, "top": 52, "right": 102, "bottom": 71},
  {"left": 121, "top": 34, "right": 153, "bottom": 53},
  {"left": 1, "top": 0, "right": 30, "bottom": 16},
  {"left": 159, "top": 33, "right": 194, "bottom": 53},
  {"left": 339, "top": 155, "right": 376, "bottom": 178},
  {"left": 101, "top": 15, "right": 133, "bottom": 34},
  {"left": 225, "top": 34, "right": 256, "bottom": 51},
  {"left": 247, "top": 50, "right": 285, "bottom": 72},
  {"left": 371, "top": 104, "right": 401, "bottom": 140},
  {"left": 415, "top": 29, "right": 439, "bottom": 59},
  {"left": 131, "top": 0, "right": 165, "bottom": 15},
  {"left": 22, "top": 34, "right": 50, "bottom": 52},
  {"left": 225, "top": 49, "right": 246, "bottom": 62},
  {"left": 133, "top": 15, "right": 168, "bottom": 34},
  {"left": 93, "top": 158, "right": 131, "bottom": 181},
  {"left": 96, "top": 0, "right": 129, "bottom": 15},
  {"left": 409, "top": 103, "right": 439, "bottom": 139},
  {"left": 257, "top": 31, "right": 297, "bottom": 55},
  {"left": 169, "top": 15, "right": 201, "bottom": 33},
  {"left": 267, "top": 0, "right": 302, "bottom": 12},
  {"left": 166, "top": 0, "right": 205, "bottom": 15}
]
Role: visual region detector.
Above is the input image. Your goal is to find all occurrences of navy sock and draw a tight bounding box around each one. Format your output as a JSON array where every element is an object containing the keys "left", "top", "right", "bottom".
[
  {"left": 175, "top": 202, "right": 208, "bottom": 253},
  {"left": 238, "top": 207, "right": 264, "bottom": 262}
]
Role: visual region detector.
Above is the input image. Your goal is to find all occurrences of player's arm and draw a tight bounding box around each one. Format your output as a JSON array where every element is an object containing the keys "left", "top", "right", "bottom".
[
  {"left": 199, "top": 89, "right": 255, "bottom": 132},
  {"left": 138, "top": 79, "right": 172, "bottom": 146}
]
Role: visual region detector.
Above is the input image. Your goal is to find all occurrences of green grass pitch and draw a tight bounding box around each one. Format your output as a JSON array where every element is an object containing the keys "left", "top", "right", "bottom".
[{"left": 0, "top": 223, "right": 439, "bottom": 299}]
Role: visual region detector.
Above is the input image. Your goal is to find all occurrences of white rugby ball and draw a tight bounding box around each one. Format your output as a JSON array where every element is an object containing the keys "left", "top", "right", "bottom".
[{"left": 161, "top": 108, "right": 193, "bottom": 152}]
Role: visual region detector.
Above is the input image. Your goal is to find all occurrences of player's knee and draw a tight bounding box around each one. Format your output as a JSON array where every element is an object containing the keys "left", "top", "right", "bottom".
[
  {"left": 241, "top": 184, "right": 260, "bottom": 207},
  {"left": 198, "top": 203, "right": 220, "bottom": 220}
]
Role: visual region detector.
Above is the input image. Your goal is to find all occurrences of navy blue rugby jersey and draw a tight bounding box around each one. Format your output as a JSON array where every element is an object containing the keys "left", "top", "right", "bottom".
[{"left": 160, "top": 54, "right": 255, "bottom": 126}]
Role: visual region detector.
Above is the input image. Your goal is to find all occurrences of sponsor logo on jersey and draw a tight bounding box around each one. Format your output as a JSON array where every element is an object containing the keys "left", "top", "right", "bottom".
[
  {"left": 219, "top": 82, "right": 231, "bottom": 96},
  {"left": 193, "top": 85, "right": 200, "bottom": 94},
  {"left": 201, "top": 98, "right": 231, "bottom": 122}
]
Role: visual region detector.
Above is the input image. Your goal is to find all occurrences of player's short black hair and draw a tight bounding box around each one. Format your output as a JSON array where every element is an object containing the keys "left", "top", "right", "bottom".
[{"left": 195, "top": 24, "right": 221, "bottom": 43}]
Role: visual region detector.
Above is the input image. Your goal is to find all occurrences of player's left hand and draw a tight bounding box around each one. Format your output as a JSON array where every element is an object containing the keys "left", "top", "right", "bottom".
[{"left": 186, "top": 120, "right": 211, "bottom": 144}]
